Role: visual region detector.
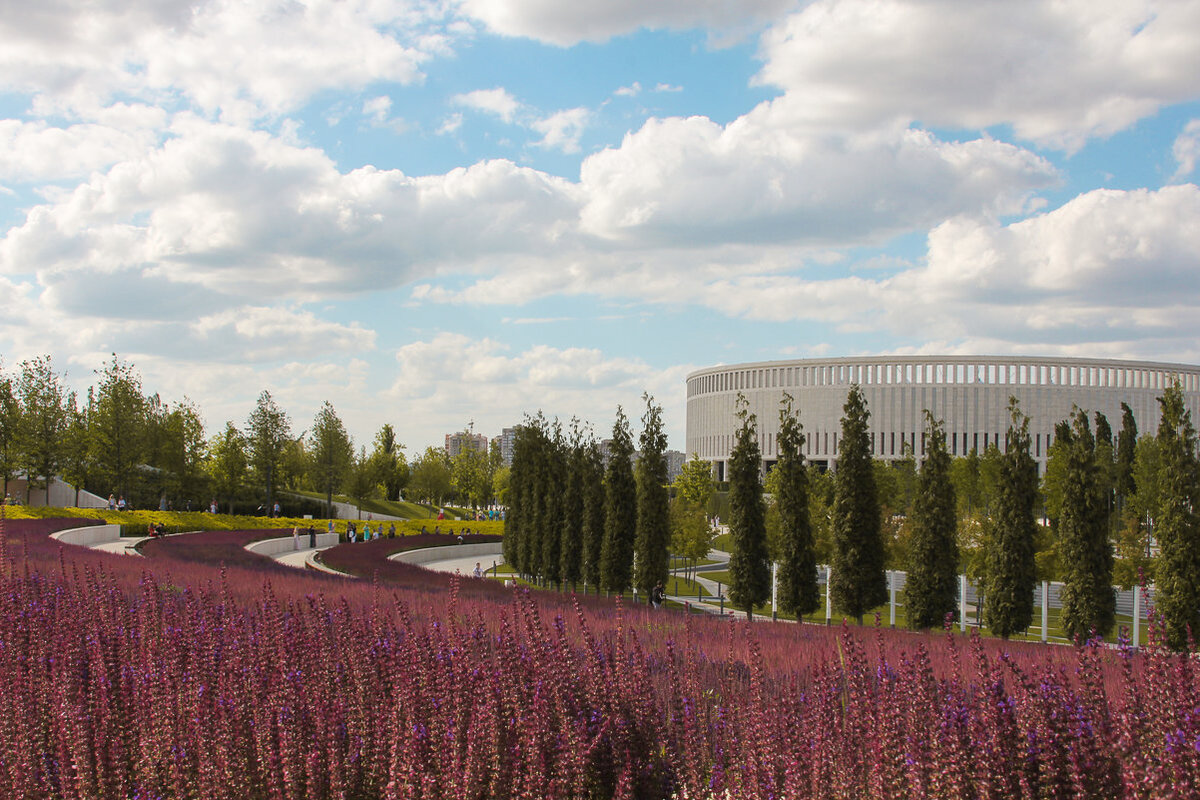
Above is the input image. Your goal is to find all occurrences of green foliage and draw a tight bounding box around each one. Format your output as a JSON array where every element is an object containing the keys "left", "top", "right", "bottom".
[
  {"left": 90, "top": 355, "right": 147, "bottom": 500},
  {"left": 539, "top": 422, "right": 564, "bottom": 585},
  {"left": 0, "top": 365, "right": 21, "bottom": 494},
  {"left": 245, "top": 390, "right": 291, "bottom": 509},
  {"left": 560, "top": 422, "right": 586, "bottom": 587},
  {"left": 372, "top": 424, "right": 409, "bottom": 502},
  {"left": 775, "top": 392, "right": 819, "bottom": 616},
  {"left": 634, "top": 394, "right": 670, "bottom": 597},
  {"left": 600, "top": 406, "right": 637, "bottom": 593},
  {"left": 727, "top": 394, "right": 769, "bottom": 617},
  {"left": 450, "top": 424, "right": 491, "bottom": 510},
  {"left": 673, "top": 454, "right": 716, "bottom": 511},
  {"left": 580, "top": 438, "right": 606, "bottom": 588},
  {"left": 206, "top": 422, "right": 248, "bottom": 513},
  {"left": 986, "top": 398, "right": 1039, "bottom": 638},
  {"left": 408, "top": 446, "right": 453, "bottom": 506},
  {"left": 1115, "top": 402, "right": 1138, "bottom": 503},
  {"left": 1152, "top": 382, "right": 1200, "bottom": 651},
  {"left": 346, "top": 445, "right": 380, "bottom": 510},
  {"left": 308, "top": 401, "right": 354, "bottom": 516},
  {"left": 670, "top": 498, "right": 712, "bottom": 561},
  {"left": 1057, "top": 408, "right": 1116, "bottom": 640},
  {"left": 15, "top": 355, "right": 70, "bottom": 505},
  {"left": 829, "top": 385, "right": 887, "bottom": 622},
  {"left": 905, "top": 413, "right": 959, "bottom": 629}
]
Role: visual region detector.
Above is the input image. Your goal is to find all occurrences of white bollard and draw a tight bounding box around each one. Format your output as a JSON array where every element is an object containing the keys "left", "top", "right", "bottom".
[
  {"left": 889, "top": 570, "right": 896, "bottom": 627},
  {"left": 959, "top": 575, "right": 968, "bottom": 632},
  {"left": 825, "top": 565, "right": 832, "bottom": 624},
  {"left": 1133, "top": 587, "right": 1141, "bottom": 649},
  {"left": 771, "top": 562, "right": 778, "bottom": 620},
  {"left": 1041, "top": 581, "right": 1050, "bottom": 642}
]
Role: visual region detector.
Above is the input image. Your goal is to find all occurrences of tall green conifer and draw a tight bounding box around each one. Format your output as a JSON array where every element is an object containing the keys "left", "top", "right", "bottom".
[
  {"left": 560, "top": 421, "right": 586, "bottom": 588},
  {"left": 829, "top": 385, "right": 886, "bottom": 624},
  {"left": 727, "top": 394, "right": 770, "bottom": 618},
  {"left": 580, "top": 436, "right": 607, "bottom": 589},
  {"left": 600, "top": 407, "right": 637, "bottom": 593},
  {"left": 1153, "top": 382, "right": 1200, "bottom": 651},
  {"left": 905, "top": 413, "right": 959, "bottom": 629},
  {"left": 1058, "top": 408, "right": 1116, "bottom": 640},
  {"left": 776, "top": 392, "right": 819, "bottom": 616},
  {"left": 986, "top": 398, "right": 1039, "bottom": 638},
  {"left": 634, "top": 395, "right": 670, "bottom": 599}
]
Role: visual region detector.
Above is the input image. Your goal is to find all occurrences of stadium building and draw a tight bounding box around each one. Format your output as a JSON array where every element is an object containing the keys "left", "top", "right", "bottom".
[{"left": 685, "top": 356, "right": 1200, "bottom": 480}]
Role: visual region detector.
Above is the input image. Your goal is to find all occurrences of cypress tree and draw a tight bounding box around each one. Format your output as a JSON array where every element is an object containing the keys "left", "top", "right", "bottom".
[
  {"left": 829, "top": 385, "right": 886, "bottom": 624},
  {"left": 560, "top": 421, "right": 586, "bottom": 589},
  {"left": 580, "top": 436, "right": 607, "bottom": 590},
  {"left": 600, "top": 407, "right": 637, "bottom": 593},
  {"left": 727, "top": 394, "right": 770, "bottom": 618},
  {"left": 905, "top": 412, "right": 959, "bottom": 629},
  {"left": 1115, "top": 402, "right": 1138, "bottom": 511},
  {"left": 1058, "top": 407, "right": 1116, "bottom": 640},
  {"left": 986, "top": 398, "right": 1038, "bottom": 638},
  {"left": 776, "top": 392, "right": 819, "bottom": 616},
  {"left": 540, "top": 422, "right": 564, "bottom": 586},
  {"left": 634, "top": 394, "right": 670, "bottom": 599},
  {"left": 1153, "top": 382, "right": 1200, "bottom": 651},
  {"left": 504, "top": 422, "right": 531, "bottom": 573}
]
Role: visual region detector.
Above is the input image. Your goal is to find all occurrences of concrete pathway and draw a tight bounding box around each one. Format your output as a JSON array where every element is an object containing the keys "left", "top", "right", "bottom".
[
  {"left": 420, "top": 553, "right": 504, "bottom": 576},
  {"left": 91, "top": 536, "right": 149, "bottom": 555}
]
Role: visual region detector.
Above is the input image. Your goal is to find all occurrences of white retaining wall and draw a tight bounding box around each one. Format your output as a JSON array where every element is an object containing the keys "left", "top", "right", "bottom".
[
  {"left": 389, "top": 542, "right": 504, "bottom": 565},
  {"left": 50, "top": 524, "right": 123, "bottom": 546},
  {"left": 245, "top": 533, "right": 340, "bottom": 558}
]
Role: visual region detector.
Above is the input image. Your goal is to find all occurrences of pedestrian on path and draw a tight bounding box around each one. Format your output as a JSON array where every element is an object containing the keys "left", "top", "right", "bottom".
[{"left": 292, "top": 527, "right": 300, "bottom": 550}]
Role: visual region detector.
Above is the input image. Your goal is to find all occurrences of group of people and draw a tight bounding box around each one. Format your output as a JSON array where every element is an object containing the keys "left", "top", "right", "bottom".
[
  {"left": 106, "top": 494, "right": 128, "bottom": 511},
  {"left": 344, "top": 521, "right": 397, "bottom": 542}
]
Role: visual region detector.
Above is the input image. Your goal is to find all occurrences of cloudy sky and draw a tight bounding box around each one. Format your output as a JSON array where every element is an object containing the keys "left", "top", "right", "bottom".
[{"left": 1, "top": 0, "right": 1198, "bottom": 452}]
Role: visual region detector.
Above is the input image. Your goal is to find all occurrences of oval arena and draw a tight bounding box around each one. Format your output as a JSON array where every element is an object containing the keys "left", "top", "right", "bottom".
[{"left": 685, "top": 356, "right": 1200, "bottom": 478}]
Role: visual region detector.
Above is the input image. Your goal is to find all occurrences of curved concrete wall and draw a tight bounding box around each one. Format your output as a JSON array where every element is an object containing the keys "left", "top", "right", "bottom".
[
  {"left": 50, "top": 524, "right": 122, "bottom": 546},
  {"left": 687, "top": 355, "right": 1200, "bottom": 473},
  {"left": 389, "top": 542, "right": 504, "bottom": 565},
  {"left": 245, "top": 533, "right": 340, "bottom": 557}
]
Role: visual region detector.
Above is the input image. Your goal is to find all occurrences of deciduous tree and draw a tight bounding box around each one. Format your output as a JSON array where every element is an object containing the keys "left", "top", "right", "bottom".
[
  {"left": 246, "top": 390, "right": 291, "bottom": 512},
  {"left": 309, "top": 401, "right": 353, "bottom": 517},
  {"left": 15, "top": 356, "right": 69, "bottom": 506},
  {"left": 90, "top": 355, "right": 147, "bottom": 500},
  {"left": 207, "top": 422, "right": 247, "bottom": 513}
]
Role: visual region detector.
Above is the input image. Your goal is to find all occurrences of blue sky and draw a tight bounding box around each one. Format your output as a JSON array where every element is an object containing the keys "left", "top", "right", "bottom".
[{"left": 1, "top": 0, "right": 1199, "bottom": 453}]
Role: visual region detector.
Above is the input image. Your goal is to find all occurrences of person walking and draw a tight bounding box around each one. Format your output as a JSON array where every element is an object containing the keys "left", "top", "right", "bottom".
[
  {"left": 308, "top": 525, "right": 316, "bottom": 548},
  {"left": 292, "top": 527, "right": 300, "bottom": 551}
]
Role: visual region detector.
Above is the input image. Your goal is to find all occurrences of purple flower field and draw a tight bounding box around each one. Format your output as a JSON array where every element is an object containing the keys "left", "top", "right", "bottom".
[{"left": 1, "top": 516, "right": 1197, "bottom": 798}]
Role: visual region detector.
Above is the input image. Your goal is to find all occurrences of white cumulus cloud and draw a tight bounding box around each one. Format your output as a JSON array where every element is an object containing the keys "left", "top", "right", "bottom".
[
  {"left": 757, "top": 0, "right": 1200, "bottom": 150},
  {"left": 452, "top": 87, "right": 522, "bottom": 123}
]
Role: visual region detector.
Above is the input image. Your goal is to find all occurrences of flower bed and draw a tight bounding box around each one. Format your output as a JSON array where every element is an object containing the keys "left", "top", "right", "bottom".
[{"left": 0, "top": 515, "right": 1194, "bottom": 798}]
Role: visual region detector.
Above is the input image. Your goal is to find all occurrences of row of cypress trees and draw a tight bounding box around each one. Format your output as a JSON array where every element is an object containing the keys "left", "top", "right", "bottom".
[
  {"left": 505, "top": 395, "right": 670, "bottom": 597},
  {"left": 729, "top": 380, "right": 1200, "bottom": 647},
  {"left": 726, "top": 387, "right": 1042, "bottom": 635}
]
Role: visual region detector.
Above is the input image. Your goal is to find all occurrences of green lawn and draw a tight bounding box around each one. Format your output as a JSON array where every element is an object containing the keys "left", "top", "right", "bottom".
[{"left": 288, "top": 491, "right": 474, "bottom": 520}]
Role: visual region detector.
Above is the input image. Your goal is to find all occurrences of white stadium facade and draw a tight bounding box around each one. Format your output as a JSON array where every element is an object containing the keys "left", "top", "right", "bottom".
[{"left": 685, "top": 356, "right": 1200, "bottom": 480}]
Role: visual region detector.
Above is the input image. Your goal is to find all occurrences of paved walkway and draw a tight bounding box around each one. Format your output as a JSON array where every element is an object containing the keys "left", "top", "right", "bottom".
[
  {"left": 421, "top": 553, "right": 505, "bottom": 576},
  {"left": 91, "top": 537, "right": 149, "bottom": 555}
]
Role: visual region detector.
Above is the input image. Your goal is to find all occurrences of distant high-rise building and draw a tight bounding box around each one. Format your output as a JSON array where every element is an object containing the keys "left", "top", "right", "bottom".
[
  {"left": 665, "top": 450, "right": 686, "bottom": 483},
  {"left": 445, "top": 431, "right": 488, "bottom": 458},
  {"left": 495, "top": 427, "right": 517, "bottom": 467}
]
